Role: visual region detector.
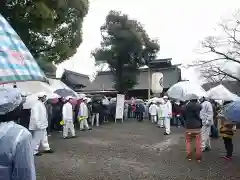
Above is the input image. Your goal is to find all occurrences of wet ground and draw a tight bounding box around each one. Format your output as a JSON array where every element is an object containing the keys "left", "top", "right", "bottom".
[{"left": 36, "top": 120, "right": 240, "bottom": 180}]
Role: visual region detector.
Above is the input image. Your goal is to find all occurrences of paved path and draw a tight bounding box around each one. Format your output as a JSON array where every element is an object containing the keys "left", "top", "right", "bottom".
[{"left": 36, "top": 121, "right": 240, "bottom": 180}]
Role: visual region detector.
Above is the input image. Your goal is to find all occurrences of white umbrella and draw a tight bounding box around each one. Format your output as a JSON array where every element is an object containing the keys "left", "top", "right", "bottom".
[
  {"left": 3, "top": 81, "right": 54, "bottom": 95},
  {"left": 167, "top": 81, "right": 207, "bottom": 101},
  {"left": 207, "top": 84, "right": 240, "bottom": 101}
]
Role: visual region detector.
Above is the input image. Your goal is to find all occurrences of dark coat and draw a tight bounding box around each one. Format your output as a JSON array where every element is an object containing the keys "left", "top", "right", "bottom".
[
  {"left": 92, "top": 101, "right": 102, "bottom": 114},
  {"left": 138, "top": 103, "right": 145, "bottom": 113},
  {"left": 183, "top": 101, "right": 202, "bottom": 129}
]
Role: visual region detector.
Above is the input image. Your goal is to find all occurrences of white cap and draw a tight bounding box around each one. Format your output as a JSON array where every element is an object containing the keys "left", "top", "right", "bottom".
[
  {"left": 65, "top": 96, "right": 73, "bottom": 101},
  {"left": 0, "top": 87, "right": 22, "bottom": 115},
  {"left": 37, "top": 92, "right": 46, "bottom": 98},
  {"left": 175, "top": 101, "right": 180, "bottom": 105}
]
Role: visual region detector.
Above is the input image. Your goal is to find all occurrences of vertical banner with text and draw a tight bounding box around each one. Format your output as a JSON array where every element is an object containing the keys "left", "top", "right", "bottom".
[{"left": 115, "top": 94, "right": 125, "bottom": 123}]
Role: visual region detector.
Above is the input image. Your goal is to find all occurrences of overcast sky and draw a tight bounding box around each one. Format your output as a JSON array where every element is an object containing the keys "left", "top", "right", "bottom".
[{"left": 56, "top": 0, "right": 240, "bottom": 82}]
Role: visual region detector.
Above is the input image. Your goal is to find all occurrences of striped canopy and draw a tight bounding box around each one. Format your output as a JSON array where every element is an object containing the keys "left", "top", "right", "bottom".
[{"left": 0, "top": 14, "right": 47, "bottom": 84}]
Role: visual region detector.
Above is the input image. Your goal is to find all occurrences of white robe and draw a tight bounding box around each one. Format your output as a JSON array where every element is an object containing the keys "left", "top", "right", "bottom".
[
  {"left": 200, "top": 101, "right": 213, "bottom": 126},
  {"left": 62, "top": 102, "right": 73, "bottom": 122},
  {"left": 78, "top": 102, "right": 90, "bottom": 129},
  {"left": 29, "top": 100, "right": 50, "bottom": 154},
  {"left": 62, "top": 102, "right": 75, "bottom": 137},
  {"left": 162, "top": 101, "right": 172, "bottom": 134},
  {"left": 149, "top": 104, "right": 158, "bottom": 116},
  {"left": 162, "top": 101, "right": 172, "bottom": 118},
  {"left": 29, "top": 100, "right": 48, "bottom": 130},
  {"left": 200, "top": 100, "right": 213, "bottom": 149},
  {"left": 79, "top": 102, "right": 89, "bottom": 118}
]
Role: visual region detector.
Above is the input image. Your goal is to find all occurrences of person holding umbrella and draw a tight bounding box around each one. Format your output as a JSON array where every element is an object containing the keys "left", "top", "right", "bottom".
[
  {"left": 182, "top": 99, "right": 202, "bottom": 162},
  {"left": 218, "top": 115, "right": 234, "bottom": 160},
  {"left": 220, "top": 101, "right": 240, "bottom": 160}
]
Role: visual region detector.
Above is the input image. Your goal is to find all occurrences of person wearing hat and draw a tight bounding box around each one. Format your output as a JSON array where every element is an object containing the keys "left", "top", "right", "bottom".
[
  {"left": 162, "top": 96, "right": 172, "bottom": 135},
  {"left": 78, "top": 97, "right": 91, "bottom": 131},
  {"left": 62, "top": 96, "right": 76, "bottom": 138},
  {"left": 0, "top": 87, "right": 36, "bottom": 180},
  {"left": 29, "top": 92, "right": 54, "bottom": 156}
]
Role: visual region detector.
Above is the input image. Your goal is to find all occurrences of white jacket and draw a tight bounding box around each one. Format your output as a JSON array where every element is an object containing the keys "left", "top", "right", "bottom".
[
  {"left": 29, "top": 100, "right": 48, "bottom": 130},
  {"left": 62, "top": 102, "right": 73, "bottom": 122},
  {"left": 149, "top": 104, "right": 158, "bottom": 116},
  {"left": 162, "top": 101, "right": 172, "bottom": 117},
  {"left": 78, "top": 102, "right": 88, "bottom": 118},
  {"left": 157, "top": 104, "right": 164, "bottom": 118},
  {"left": 200, "top": 101, "right": 213, "bottom": 126}
]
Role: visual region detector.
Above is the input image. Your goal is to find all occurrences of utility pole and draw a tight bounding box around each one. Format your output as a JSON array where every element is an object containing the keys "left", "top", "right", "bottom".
[{"left": 148, "top": 67, "right": 151, "bottom": 99}]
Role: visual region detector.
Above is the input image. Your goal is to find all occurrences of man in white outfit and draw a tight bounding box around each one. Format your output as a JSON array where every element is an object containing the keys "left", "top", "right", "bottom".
[
  {"left": 29, "top": 92, "right": 54, "bottom": 156},
  {"left": 149, "top": 102, "right": 158, "bottom": 123},
  {"left": 62, "top": 96, "right": 75, "bottom": 138},
  {"left": 162, "top": 96, "right": 172, "bottom": 135},
  {"left": 157, "top": 100, "right": 164, "bottom": 128},
  {"left": 200, "top": 97, "right": 213, "bottom": 151},
  {"left": 78, "top": 97, "right": 92, "bottom": 131}
]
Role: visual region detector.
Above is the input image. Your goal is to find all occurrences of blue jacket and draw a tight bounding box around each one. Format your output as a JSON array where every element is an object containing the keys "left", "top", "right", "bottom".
[{"left": 0, "top": 121, "right": 36, "bottom": 180}]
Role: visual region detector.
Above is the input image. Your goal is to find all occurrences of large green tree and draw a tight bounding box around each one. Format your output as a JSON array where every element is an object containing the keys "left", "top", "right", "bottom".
[
  {"left": 0, "top": 0, "right": 89, "bottom": 73},
  {"left": 92, "top": 11, "right": 159, "bottom": 93}
]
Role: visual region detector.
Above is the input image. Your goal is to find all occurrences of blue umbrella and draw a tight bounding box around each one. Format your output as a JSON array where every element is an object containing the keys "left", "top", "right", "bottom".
[
  {"left": 223, "top": 101, "right": 240, "bottom": 123},
  {"left": 0, "top": 14, "right": 47, "bottom": 84}
]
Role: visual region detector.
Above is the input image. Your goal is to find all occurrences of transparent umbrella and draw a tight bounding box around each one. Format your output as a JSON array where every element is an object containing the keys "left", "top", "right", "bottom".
[
  {"left": 223, "top": 101, "right": 240, "bottom": 123},
  {"left": 207, "top": 84, "right": 240, "bottom": 101},
  {"left": 167, "top": 81, "right": 207, "bottom": 101}
]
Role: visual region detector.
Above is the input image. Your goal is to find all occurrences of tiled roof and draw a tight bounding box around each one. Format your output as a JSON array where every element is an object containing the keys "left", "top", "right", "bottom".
[{"left": 82, "top": 66, "right": 181, "bottom": 91}]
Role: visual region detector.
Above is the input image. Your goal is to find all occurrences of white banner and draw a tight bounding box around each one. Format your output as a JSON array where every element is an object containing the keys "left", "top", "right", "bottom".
[
  {"left": 115, "top": 94, "right": 125, "bottom": 122},
  {"left": 151, "top": 72, "right": 164, "bottom": 94}
]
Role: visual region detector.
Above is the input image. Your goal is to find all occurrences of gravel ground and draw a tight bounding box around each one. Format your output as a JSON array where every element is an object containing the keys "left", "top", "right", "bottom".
[{"left": 36, "top": 120, "right": 240, "bottom": 180}]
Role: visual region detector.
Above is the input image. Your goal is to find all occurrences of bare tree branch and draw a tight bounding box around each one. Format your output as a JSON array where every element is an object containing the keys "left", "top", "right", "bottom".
[{"left": 190, "top": 10, "right": 240, "bottom": 83}]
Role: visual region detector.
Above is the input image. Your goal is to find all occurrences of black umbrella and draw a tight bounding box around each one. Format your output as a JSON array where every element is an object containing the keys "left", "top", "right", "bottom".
[{"left": 54, "top": 88, "right": 77, "bottom": 98}]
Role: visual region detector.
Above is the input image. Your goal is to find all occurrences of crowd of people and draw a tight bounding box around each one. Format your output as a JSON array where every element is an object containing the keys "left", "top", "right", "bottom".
[
  {"left": 143, "top": 95, "right": 235, "bottom": 162},
  {"left": 0, "top": 87, "right": 237, "bottom": 180}
]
